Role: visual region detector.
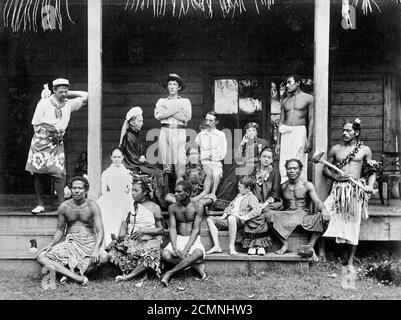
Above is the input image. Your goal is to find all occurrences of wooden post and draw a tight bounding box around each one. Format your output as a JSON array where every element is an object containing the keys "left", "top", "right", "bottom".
[
  {"left": 313, "top": 0, "right": 330, "bottom": 201},
  {"left": 87, "top": 1, "right": 102, "bottom": 200}
]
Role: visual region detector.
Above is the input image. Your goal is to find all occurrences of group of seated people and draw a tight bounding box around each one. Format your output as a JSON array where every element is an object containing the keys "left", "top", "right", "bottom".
[{"left": 36, "top": 108, "right": 329, "bottom": 287}]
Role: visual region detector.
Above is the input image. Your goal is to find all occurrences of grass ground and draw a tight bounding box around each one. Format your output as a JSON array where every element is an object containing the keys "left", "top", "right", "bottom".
[{"left": 1, "top": 260, "right": 401, "bottom": 300}]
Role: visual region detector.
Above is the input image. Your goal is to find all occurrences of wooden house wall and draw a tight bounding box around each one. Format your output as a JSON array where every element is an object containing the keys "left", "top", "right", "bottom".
[{"left": 0, "top": 1, "right": 400, "bottom": 194}]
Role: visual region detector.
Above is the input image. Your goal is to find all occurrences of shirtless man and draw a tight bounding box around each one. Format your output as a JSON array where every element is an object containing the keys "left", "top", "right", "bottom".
[
  {"left": 266, "top": 159, "right": 327, "bottom": 260},
  {"left": 323, "top": 120, "right": 376, "bottom": 267},
  {"left": 275, "top": 75, "right": 313, "bottom": 183},
  {"left": 36, "top": 176, "right": 108, "bottom": 285},
  {"left": 161, "top": 180, "right": 207, "bottom": 286}
]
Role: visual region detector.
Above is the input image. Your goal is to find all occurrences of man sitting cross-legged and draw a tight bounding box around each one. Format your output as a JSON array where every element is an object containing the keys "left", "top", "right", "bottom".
[
  {"left": 266, "top": 159, "right": 328, "bottom": 260},
  {"left": 36, "top": 176, "right": 109, "bottom": 286},
  {"left": 161, "top": 180, "right": 207, "bottom": 286}
]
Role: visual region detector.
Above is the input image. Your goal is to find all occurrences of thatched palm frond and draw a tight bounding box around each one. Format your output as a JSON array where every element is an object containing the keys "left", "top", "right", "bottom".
[{"left": 3, "top": 0, "right": 74, "bottom": 32}]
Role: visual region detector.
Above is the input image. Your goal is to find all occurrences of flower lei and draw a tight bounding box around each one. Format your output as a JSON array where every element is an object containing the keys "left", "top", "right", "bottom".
[
  {"left": 255, "top": 165, "right": 273, "bottom": 186},
  {"left": 336, "top": 139, "right": 364, "bottom": 169}
]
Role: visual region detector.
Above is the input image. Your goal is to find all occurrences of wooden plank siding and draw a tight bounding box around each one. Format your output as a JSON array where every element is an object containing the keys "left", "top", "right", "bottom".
[
  {"left": 329, "top": 75, "right": 384, "bottom": 161},
  {"left": 65, "top": 72, "right": 207, "bottom": 178}
]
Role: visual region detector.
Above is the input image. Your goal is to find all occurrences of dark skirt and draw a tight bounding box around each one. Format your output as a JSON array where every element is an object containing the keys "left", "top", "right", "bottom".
[
  {"left": 240, "top": 214, "right": 273, "bottom": 248},
  {"left": 108, "top": 235, "right": 163, "bottom": 277}
]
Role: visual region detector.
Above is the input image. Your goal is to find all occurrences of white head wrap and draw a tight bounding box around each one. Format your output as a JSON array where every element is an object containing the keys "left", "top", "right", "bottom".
[{"left": 119, "top": 106, "right": 143, "bottom": 145}]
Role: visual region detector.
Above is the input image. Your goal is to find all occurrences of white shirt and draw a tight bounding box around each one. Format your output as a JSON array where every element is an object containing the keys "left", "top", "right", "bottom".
[
  {"left": 31, "top": 95, "right": 85, "bottom": 132},
  {"left": 195, "top": 128, "right": 227, "bottom": 162},
  {"left": 154, "top": 96, "right": 191, "bottom": 126}
]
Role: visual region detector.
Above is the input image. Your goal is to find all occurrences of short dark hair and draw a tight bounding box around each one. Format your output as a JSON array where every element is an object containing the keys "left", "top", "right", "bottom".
[
  {"left": 244, "top": 122, "right": 260, "bottom": 136},
  {"left": 284, "top": 159, "right": 303, "bottom": 170},
  {"left": 343, "top": 119, "right": 361, "bottom": 138},
  {"left": 239, "top": 176, "right": 256, "bottom": 192},
  {"left": 260, "top": 146, "right": 273, "bottom": 156},
  {"left": 185, "top": 142, "right": 200, "bottom": 156},
  {"left": 176, "top": 180, "right": 193, "bottom": 194},
  {"left": 68, "top": 176, "right": 90, "bottom": 191},
  {"left": 110, "top": 147, "right": 123, "bottom": 156},
  {"left": 206, "top": 111, "right": 219, "bottom": 124},
  {"left": 287, "top": 74, "right": 302, "bottom": 84}
]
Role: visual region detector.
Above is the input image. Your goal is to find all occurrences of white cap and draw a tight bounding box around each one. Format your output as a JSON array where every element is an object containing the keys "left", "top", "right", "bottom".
[
  {"left": 52, "top": 78, "right": 70, "bottom": 87},
  {"left": 125, "top": 106, "right": 143, "bottom": 120}
]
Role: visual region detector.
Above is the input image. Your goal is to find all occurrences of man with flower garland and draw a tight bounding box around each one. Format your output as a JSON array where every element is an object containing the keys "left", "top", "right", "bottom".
[{"left": 323, "top": 119, "right": 377, "bottom": 268}]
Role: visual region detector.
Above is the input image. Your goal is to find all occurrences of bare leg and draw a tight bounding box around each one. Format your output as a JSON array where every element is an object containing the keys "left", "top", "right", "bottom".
[
  {"left": 205, "top": 217, "right": 222, "bottom": 254},
  {"left": 115, "top": 263, "right": 148, "bottom": 282},
  {"left": 347, "top": 244, "right": 357, "bottom": 267},
  {"left": 211, "top": 171, "right": 221, "bottom": 195},
  {"left": 227, "top": 215, "right": 238, "bottom": 255},
  {"left": 54, "top": 176, "right": 65, "bottom": 206},
  {"left": 161, "top": 249, "right": 204, "bottom": 286},
  {"left": 192, "top": 262, "right": 207, "bottom": 280},
  {"left": 37, "top": 252, "right": 87, "bottom": 284},
  {"left": 275, "top": 235, "right": 289, "bottom": 255},
  {"left": 318, "top": 237, "right": 327, "bottom": 262},
  {"left": 161, "top": 249, "right": 180, "bottom": 265},
  {"left": 308, "top": 232, "right": 322, "bottom": 262}
]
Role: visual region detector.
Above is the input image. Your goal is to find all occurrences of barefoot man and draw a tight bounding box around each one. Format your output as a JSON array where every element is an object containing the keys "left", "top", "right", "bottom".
[
  {"left": 266, "top": 159, "right": 327, "bottom": 259},
  {"left": 275, "top": 75, "right": 313, "bottom": 183},
  {"left": 161, "top": 180, "right": 207, "bottom": 286},
  {"left": 36, "top": 176, "right": 109, "bottom": 285},
  {"left": 323, "top": 119, "right": 376, "bottom": 268}
]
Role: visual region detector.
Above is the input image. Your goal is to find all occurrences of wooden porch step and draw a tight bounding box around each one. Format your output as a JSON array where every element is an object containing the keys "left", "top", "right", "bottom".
[{"left": 204, "top": 252, "right": 311, "bottom": 274}]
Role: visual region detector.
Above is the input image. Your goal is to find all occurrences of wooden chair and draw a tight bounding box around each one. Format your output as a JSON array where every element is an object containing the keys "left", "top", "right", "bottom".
[{"left": 376, "top": 151, "right": 401, "bottom": 206}]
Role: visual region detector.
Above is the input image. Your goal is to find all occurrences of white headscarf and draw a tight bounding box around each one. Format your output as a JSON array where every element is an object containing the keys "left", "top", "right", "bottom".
[{"left": 119, "top": 106, "right": 143, "bottom": 145}]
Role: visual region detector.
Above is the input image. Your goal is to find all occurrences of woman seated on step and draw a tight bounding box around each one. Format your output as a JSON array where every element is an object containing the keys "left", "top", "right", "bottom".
[
  {"left": 215, "top": 122, "right": 268, "bottom": 206},
  {"left": 119, "top": 106, "right": 168, "bottom": 209},
  {"left": 238, "top": 147, "right": 283, "bottom": 255},
  {"left": 107, "top": 177, "right": 165, "bottom": 283},
  {"left": 165, "top": 142, "right": 216, "bottom": 208}
]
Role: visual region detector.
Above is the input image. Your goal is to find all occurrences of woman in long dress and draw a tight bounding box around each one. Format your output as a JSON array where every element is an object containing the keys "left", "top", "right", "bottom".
[
  {"left": 241, "top": 147, "right": 282, "bottom": 255},
  {"left": 120, "top": 106, "right": 168, "bottom": 209},
  {"left": 108, "top": 178, "right": 164, "bottom": 282},
  {"left": 96, "top": 147, "right": 132, "bottom": 247},
  {"left": 216, "top": 122, "right": 268, "bottom": 206}
]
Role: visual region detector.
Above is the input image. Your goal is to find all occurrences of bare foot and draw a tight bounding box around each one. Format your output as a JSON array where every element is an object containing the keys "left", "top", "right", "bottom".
[
  {"left": 161, "top": 273, "right": 171, "bottom": 287},
  {"left": 230, "top": 250, "right": 239, "bottom": 256},
  {"left": 81, "top": 276, "right": 89, "bottom": 286},
  {"left": 275, "top": 244, "right": 289, "bottom": 255},
  {"left": 206, "top": 246, "right": 222, "bottom": 254},
  {"left": 192, "top": 263, "right": 207, "bottom": 280},
  {"left": 311, "top": 249, "right": 319, "bottom": 262},
  {"left": 115, "top": 275, "right": 128, "bottom": 282},
  {"left": 318, "top": 254, "right": 327, "bottom": 262}
]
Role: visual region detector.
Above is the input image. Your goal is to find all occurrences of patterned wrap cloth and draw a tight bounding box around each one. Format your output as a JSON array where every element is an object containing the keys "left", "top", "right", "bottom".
[
  {"left": 46, "top": 232, "right": 97, "bottom": 275},
  {"left": 107, "top": 203, "right": 163, "bottom": 276},
  {"left": 264, "top": 208, "right": 325, "bottom": 240},
  {"left": 25, "top": 123, "right": 65, "bottom": 178}
]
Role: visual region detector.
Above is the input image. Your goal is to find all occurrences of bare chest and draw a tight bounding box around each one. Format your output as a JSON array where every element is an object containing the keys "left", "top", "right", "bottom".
[
  {"left": 174, "top": 205, "right": 196, "bottom": 223},
  {"left": 65, "top": 206, "right": 93, "bottom": 224}
]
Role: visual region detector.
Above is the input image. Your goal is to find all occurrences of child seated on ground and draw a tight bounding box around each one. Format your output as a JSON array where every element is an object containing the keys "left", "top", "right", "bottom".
[{"left": 206, "top": 176, "right": 262, "bottom": 256}]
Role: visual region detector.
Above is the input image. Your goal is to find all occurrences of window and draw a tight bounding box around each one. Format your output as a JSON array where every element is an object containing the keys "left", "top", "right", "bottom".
[{"left": 214, "top": 78, "right": 263, "bottom": 114}]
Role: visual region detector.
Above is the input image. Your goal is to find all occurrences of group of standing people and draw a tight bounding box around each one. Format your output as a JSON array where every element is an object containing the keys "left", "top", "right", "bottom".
[{"left": 29, "top": 73, "right": 377, "bottom": 287}]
